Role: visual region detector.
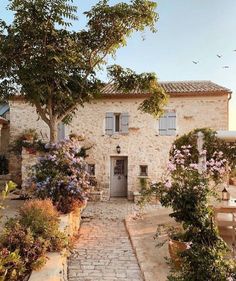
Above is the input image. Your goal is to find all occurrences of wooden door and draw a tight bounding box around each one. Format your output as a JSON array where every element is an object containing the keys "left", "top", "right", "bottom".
[{"left": 110, "top": 157, "right": 128, "bottom": 197}]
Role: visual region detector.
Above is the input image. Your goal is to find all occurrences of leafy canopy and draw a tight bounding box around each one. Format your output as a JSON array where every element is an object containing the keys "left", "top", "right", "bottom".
[{"left": 0, "top": 0, "right": 168, "bottom": 141}]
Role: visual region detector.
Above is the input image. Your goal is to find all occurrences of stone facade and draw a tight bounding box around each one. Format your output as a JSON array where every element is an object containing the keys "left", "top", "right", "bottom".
[{"left": 8, "top": 92, "right": 229, "bottom": 199}]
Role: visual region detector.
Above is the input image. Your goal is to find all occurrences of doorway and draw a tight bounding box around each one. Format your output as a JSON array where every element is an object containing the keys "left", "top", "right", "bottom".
[{"left": 110, "top": 157, "right": 128, "bottom": 197}]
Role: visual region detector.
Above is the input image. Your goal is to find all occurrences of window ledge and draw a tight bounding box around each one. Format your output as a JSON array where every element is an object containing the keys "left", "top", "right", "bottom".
[{"left": 137, "top": 176, "right": 149, "bottom": 179}]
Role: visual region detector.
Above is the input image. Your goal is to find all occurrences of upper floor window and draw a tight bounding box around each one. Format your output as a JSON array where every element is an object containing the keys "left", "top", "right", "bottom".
[
  {"left": 105, "top": 112, "right": 129, "bottom": 135},
  {"left": 57, "top": 122, "right": 66, "bottom": 141},
  {"left": 114, "top": 113, "right": 121, "bottom": 133},
  {"left": 158, "top": 111, "right": 176, "bottom": 136}
]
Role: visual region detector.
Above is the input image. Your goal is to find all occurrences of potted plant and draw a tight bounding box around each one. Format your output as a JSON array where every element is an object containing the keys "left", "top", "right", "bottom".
[
  {"left": 21, "top": 129, "right": 38, "bottom": 142},
  {"left": 155, "top": 224, "right": 188, "bottom": 268}
]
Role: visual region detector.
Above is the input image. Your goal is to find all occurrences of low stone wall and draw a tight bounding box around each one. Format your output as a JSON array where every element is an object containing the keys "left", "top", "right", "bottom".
[
  {"left": 21, "top": 147, "right": 40, "bottom": 189},
  {"left": 29, "top": 207, "right": 83, "bottom": 281}
]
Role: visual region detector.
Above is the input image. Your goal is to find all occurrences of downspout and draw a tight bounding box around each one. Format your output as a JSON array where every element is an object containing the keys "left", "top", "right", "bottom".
[{"left": 227, "top": 91, "right": 232, "bottom": 130}]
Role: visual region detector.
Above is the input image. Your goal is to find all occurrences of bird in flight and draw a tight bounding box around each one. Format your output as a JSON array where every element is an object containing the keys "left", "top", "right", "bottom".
[
  {"left": 222, "top": 66, "right": 229, "bottom": 69},
  {"left": 192, "top": 61, "right": 199, "bottom": 64},
  {"left": 217, "top": 54, "right": 222, "bottom": 58}
]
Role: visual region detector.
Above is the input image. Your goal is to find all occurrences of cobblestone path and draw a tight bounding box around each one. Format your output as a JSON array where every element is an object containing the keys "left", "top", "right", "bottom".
[{"left": 68, "top": 199, "right": 144, "bottom": 281}]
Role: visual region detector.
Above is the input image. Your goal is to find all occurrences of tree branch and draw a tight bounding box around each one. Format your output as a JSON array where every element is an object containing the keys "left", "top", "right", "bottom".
[{"left": 35, "top": 102, "right": 50, "bottom": 125}]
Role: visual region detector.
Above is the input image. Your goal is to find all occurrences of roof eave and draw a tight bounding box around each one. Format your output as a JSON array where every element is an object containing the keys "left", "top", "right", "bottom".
[{"left": 0, "top": 117, "right": 9, "bottom": 126}]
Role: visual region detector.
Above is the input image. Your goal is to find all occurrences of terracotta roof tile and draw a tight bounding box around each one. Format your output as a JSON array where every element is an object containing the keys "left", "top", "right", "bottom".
[{"left": 102, "top": 80, "right": 231, "bottom": 96}]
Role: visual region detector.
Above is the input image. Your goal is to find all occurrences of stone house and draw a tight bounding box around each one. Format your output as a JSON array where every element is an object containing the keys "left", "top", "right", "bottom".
[{"left": 0, "top": 80, "right": 232, "bottom": 200}]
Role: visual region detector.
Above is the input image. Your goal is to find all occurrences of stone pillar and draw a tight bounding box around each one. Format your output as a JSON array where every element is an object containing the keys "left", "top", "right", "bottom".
[{"left": 197, "top": 131, "right": 206, "bottom": 173}]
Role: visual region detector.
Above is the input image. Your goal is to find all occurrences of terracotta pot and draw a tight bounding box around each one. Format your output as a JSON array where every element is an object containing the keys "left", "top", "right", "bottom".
[
  {"left": 23, "top": 134, "right": 34, "bottom": 141},
  {"left": 25, "top": 147, "right": 36, "bottom": 154},
  {"left": 168, "top": 239, "right": 188, "bottom": 268},
  {"left": 229, "top": 177, "right": 236, "bottom": 186}
]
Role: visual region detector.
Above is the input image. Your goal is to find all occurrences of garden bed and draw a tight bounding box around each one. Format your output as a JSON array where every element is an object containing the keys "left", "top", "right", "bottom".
[{"left": 29, "top": 206, "right": 84, "bottom": 281}]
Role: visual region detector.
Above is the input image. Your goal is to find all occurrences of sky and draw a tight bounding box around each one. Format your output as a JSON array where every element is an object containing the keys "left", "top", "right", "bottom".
[{"left": 1, "top": 0, "right": 236, "bottom": 129}]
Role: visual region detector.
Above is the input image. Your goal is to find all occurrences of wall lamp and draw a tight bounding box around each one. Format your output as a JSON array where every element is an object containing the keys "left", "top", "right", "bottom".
[{"left": 116, "top": 145, "right": 121, "bottom": 154}]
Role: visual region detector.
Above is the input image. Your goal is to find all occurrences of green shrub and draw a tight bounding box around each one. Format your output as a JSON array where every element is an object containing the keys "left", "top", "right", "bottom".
[
  {"left": 0, "top": 220, "right": 48, "bottom": 280},
  {"left": 0, "top": 248, "right": 24, "bottom": 281},
  {"left": 0, "top": 199, "right": 68, "bottom": 280},
  {"left": 19, "top": 199, "right": 67, "bottom": 251}
]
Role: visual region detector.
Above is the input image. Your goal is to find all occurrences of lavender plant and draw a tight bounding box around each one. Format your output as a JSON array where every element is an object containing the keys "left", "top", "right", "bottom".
[{"left": 32, "top": 139, "right": 91, "bottom": 213}]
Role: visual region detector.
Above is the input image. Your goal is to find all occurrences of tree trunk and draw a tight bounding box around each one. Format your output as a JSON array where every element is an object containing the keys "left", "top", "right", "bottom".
[{"left": 49, "top": 119, "right": 58, "bottom": 143}]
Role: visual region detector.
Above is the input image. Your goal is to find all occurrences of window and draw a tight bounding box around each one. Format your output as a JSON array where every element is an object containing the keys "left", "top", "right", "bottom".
[
  {"left": 57, "top": 122, "right": 65, "bottom": 141},
  {"left": 114, "top": 160, "right": 125, "bottom": 175},
  {"left": 105, "top": 112, "right": 129, "bottom": 135},
  {"left": 140, "top": 165, "right": 148, "bottom": 176},
  {"left": 114, "top": 113, "right": 121, "bottom": 133},
  {"left": 88, "top": 164, "right": 95, "bottom": 176},
  {"left": 158, "top": 111, "right": 176, "bottom": 136}
]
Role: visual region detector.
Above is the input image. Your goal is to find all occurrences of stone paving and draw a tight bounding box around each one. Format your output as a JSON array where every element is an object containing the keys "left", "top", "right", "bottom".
[{"left": 68, "top": 199, "right": 157, "bottom": 281}]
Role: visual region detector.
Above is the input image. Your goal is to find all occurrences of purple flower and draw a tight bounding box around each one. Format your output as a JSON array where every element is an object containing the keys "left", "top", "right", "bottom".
[
  {"left": 164, "top": 179, "right": 172, "bottom": 189},
  {"left": 167, "top": 162, "right": 176, "bottom": 171}
]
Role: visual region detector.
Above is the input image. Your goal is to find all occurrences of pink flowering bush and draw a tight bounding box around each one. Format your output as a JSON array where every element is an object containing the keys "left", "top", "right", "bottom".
[
  {"left": 141, "top": 128, "right": 236, "bottom": 281},
  {"left": 32, "top": 139, "right": 91, "bottom": 213}
]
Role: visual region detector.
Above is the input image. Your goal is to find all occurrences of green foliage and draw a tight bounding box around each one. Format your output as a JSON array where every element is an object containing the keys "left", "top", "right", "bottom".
[
  {"left": 2, "top": 181, "right": 16, "bottom": 200},
  {"left": 0, "top": 0, "right": 165, "bottom": 142},
  {"left": 141, "top": 128, "right": 236, "bottom": 281},
  {"left": 0, "top": 199, "right": 67, "bottom": 280},
  {"left": 0, "top": 220, "right": 48, "bottom": 280},
  {"left": 108, "top": 65, "right": 168, "bottom": 117},
  {"left": 10, "top": 131, "right": 49, "bottom": 155},
  {"left": 19, "top": 199, "right": 67, "bottom": 251},
  {"left": 0, "top": 249, "right": 24, "bottom": 281},
  {"left": 139, "top": 177, "right": 148, "bottom": 191},
  {"left": 171, "top": 128, "right": 236, "bottom": 170},
  {"left": 0, "top": 181, "right": 16, "bottom": 221},
  {"left": 168, "top": 241, "right": 236, "bottom": 281}
]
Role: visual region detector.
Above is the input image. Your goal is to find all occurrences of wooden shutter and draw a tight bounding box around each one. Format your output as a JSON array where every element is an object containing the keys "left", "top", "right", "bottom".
[
  {"left": 121, "top": 112, "right": 129, "bottom": 134},
  {"left": 159, "top": 113, "right": 168, "bottom": 135},
  {"left": 105, "top": 112, "right": 114, "bottom": 135},
  {"left": 167, "top": 111, "right": 176, "bottom": 135},
  {"left": 57, "top": 122, "right": 65, "bottom": 141}
]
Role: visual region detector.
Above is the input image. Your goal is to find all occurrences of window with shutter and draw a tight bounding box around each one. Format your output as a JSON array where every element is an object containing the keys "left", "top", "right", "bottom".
[
  {"left": 120, "top": 112, "right": 129, "bottom": 134},
  {"left": 167, "top": 111, "right": 176, "bottom": 135},
  {"left": 159, "top": 114, "right": 168, "bottom": 135},
  {"left": 158, "top": 111, "right": 176, "bottom": 136},
  {"left": 105, "top": 112, "right": 114, "bottom": 135},
  {"left": 57, "top": 122, "right": 65, "bottom": 141},
  {"left": 114, "top": 113, "right": 121, "bottom": 133}
]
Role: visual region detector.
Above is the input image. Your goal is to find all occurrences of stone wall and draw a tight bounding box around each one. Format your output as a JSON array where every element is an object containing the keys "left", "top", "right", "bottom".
[
  {"left": 9, "top": 94, "right": 229, "bottom": 197},
  {"left": 21, "top": 148, "right": 39, "bottom": 189},
  {"left": 8, "top": 100, "right": 49, "bottom": 184},
  {"left": 0, "top": 126, "right": 10, "bottom": 155},
  {"left": 69, "top": 95, "right": 229, "bottom": 199}
]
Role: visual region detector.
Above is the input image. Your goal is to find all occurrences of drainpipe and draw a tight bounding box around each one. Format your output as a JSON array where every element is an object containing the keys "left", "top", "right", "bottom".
[
  {"left": 0, "top": 124, "right": 2, "bottom": 153},
  {"left": 227, "top": 92, "right": 232, "bottom": 130}
]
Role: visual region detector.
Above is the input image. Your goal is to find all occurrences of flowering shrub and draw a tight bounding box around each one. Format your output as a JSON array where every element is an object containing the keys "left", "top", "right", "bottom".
[
  {"left": 19, "top": 199, "right": 67, "bottom": 251},
  {"left": 0, "top": 220, "right": 48, "bottom": 280},
  {"left": 0, "top": 199, "right": 67, "bottom": 281},
  {"left": 141, "top": 128, "right": 236, "bottom": 281},
  {"left": 32, "top": 139, "right": 91, "bottom": 213}
]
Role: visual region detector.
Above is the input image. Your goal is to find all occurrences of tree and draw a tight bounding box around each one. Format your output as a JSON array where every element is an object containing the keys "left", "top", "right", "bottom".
[{"left": 0, "top": 0, "right": 168, "bottom": 142}]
